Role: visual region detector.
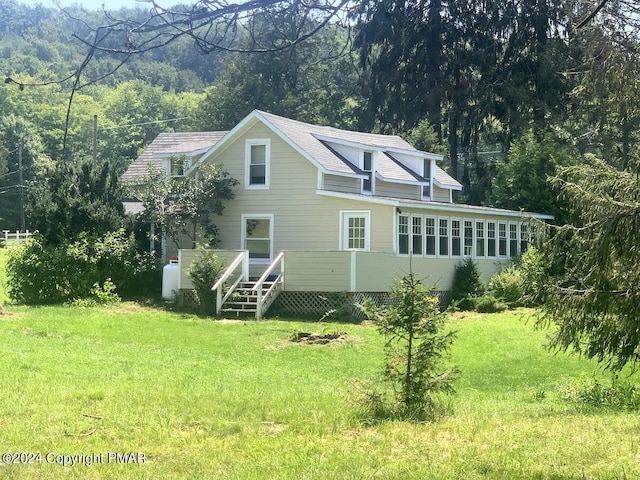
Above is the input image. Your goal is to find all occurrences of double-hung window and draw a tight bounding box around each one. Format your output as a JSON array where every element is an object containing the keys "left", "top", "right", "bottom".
[
  {"left": 398, "top": 214, "right": 409, "bottom": 255},
  {"left": 245, "top": 139, "right": 270, "bottom": 188},
  {"left": 475, "top": 221, "right": 485, "bottom": 257},
  {"left": 422, "top": 159, "right": 431, "bottom": 199},
  {"left": 412, "top": 216, "right": 423, "bottom": 255},
  {"left": 520, "top": 223, "right": 529, "bottom": 253},
  {"left": 363, "top": 152, "right": 373, "bottom": 194},
  {"left": 498, "top": 222, "right": 507, "bottom": 258},
  {"left": 439, "top": 218, "right": 449, "bottom": 256},
  {"left": 487, "top": 221, "right": 496, "bottom": 257},
  {"left": 425, "top": 216, "right": 436, "bottom": 256},
  {"left": 463, "top": 220, "right": 473, "bottom": 257},
  {"left": 509, "top": 223, "right": 518, "bottom": 258},
  {"left": 451, "top": 219, "right": 462, "bottom": 257}
]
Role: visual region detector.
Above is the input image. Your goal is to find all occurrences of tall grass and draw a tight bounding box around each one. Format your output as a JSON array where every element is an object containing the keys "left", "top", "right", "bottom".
[{"left": 0, "top": 298, "right": 637, "bottom": 478}]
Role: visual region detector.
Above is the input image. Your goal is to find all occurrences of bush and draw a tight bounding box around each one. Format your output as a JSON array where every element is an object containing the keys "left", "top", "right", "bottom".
[
  {"left": 488, "top": 266, "right": 524, "bottom": 307},
  {"left": 187, "top": 248, "right": 226, "bottom": 315},
  {"left": 7, "top": 230, "right": 157, "bottom": 304},
  {"left": 517, "top": 246, "right": 546, "bottom": 306},
  {"left": 560, "top": 375, "right": 640, "bottom": 410},
  {"left": 474, "top": 295, "right": 507, "bottom": 313},
  {"left": 451, "top": 258, "right": 484, "bottom": 302}
]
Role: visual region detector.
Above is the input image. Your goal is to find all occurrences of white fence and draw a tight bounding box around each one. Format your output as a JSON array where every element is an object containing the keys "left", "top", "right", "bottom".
[{"left": 1, "top": 230, "right": 32, "bottom": 244}]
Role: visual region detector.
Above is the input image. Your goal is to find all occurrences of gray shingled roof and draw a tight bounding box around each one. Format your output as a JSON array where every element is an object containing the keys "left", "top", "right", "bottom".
[
  {"left": 434, "top": 165, "right": 462, "bottom": 189},
  {"left": 258, "top": 111, "right": 422, "bottom": 178},
  {"left": 122, "top": 131, "right": 227, "bottom": 183}
]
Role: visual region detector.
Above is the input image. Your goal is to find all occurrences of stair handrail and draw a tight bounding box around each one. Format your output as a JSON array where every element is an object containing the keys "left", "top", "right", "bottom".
[
  {"left": 253, "top": 251, "right": 284, "bottom": 318},
  {"left": 212, "top": 250, "right": 249, "bottom": 315}
]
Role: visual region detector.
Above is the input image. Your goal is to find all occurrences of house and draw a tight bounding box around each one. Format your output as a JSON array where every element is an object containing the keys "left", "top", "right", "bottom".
[{"left": 123, "top": 110, "right": 552, "bottom": 317}]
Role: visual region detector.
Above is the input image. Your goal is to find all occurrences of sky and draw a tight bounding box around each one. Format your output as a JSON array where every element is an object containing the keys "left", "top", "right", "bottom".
[{"left": 17, "top": 0, "right": 174, "bottom": 10}]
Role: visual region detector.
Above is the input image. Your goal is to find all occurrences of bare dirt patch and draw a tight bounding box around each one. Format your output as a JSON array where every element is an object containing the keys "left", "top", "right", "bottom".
[{"left": 289, "top": 330, "right": 350, "bottom": 345}]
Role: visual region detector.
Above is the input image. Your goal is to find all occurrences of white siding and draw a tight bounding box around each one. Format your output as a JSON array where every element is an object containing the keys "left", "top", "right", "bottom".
[
  {"left": 432, "top": 185, "right": 451, "bottom": 202},
  {"left": 376, "top": 179, "right": 421, "bottom": 200},
  {"left": 324, "top": 174, "right": 361, "bottom": 194}
]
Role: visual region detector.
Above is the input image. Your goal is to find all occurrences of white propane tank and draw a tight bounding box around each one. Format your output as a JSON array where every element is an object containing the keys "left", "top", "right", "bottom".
[{"left": 162, "top": 256, "right": 179, "bottom": 300}]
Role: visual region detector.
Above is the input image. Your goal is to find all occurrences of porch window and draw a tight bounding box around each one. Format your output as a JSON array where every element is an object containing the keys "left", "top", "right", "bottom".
[
  {"left": 475, "top": 221, "right": 485, "bottom": 257},
  {"left": 487, "top": 221, "right": 496, "bottom": 257},
  {"left": 425, "top": 216, "right": 436, "bottom": 256},
  {"left": 245, "top": 139, "right": 270, "bottom": 188},
  {"left": 439, "top": 218, "right": 449, "bottom": 256},
  {"left": 398, "top": 214, "right": 409, "bottom": 255},
  {"left": 451, "top": 219, "right": 461, "bottom": 257},
  {"left": 498, "top": 222, "right": 507, "bottom": 257},
  {"left": 509, "top": 223, "right": 518, "bottom": 257},
  {"left": 412, "top": 215, "right": 423, "bottom": 255},
  {"left": 463, "top": 220, "right": 473, "bottom": 257},
  {"left": 341, "top": 211, "right": 370, "bottom": 251},
  {"left": 242, "top": 214, "right": 273, "bottom": 262},
  {"left": 363, "top": 151, "right": 373, "bottom": 193}
]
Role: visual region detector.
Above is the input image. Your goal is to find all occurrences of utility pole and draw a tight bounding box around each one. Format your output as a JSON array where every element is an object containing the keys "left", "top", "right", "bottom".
[{"left": 18, "top": 140, "right": 25, "bottom": 231}]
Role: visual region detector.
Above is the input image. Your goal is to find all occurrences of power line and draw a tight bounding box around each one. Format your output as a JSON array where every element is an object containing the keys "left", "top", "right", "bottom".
[{"left": 99, "top": 116, "right": 191, "bottom": 131}]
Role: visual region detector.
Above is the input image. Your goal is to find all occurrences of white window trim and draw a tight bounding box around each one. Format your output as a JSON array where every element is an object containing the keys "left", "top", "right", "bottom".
[
  {"left": 241, "top": 213, "right": 274, "bottom": 264},
  {"left": 486, "top": 220, "right": 497, "bottom": 259},
  {"left": 424, "top": 215, "right": 437, "bottom": 257},
  {"left": 450, "top": 217, "right": 462, "bottom": 258},
  {"left": 498, "top": 221, "right": 508, "bottom": 259},
  {"left": 508, "top": 222, "right": 519, "bottom": 258},
  {"left": 437, "top": 216, "right": 450, "bottom": 258},
  {"left": 360, "top": 151, "right": 375, "bottom": 195},
  {"left": 463, "top": 218, "right": 474, "bottom": 258},
  {"left": 339, "top": 210, "right": 371, "bottom": 251},
  {"left": 244, "top": 139, "right": 271, "bottom": 189},
  {"left": 475, "top": 220, "right": 486, "bottom": 258},
  {"left": 397, "top": 213, "right": 410, "bottom": 256},
  {"left": 421, "top": 158, "right": 433, "bottom": 200}
]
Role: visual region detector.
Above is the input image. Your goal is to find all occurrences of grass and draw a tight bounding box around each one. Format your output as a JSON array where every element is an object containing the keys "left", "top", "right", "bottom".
[{"left": 0, "top": 247, "right": 638, "bottom": 478}]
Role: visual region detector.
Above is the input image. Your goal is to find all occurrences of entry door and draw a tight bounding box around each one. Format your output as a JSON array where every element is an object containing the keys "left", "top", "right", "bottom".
[{"left": 341, "top": 211, "right": 370, "bottom": 251}]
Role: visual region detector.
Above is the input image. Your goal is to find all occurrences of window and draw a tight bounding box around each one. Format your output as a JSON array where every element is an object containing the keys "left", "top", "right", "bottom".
[
  {"left": 245, "top": 139, "right": 270, "bottom": 188},
  {"left": 425, "top": 216, "right": 436, "bottom": 255},
  {"left": 475, "top": 221, "right": 485, "bottom": 257},
  {"left": 464, "top": 220, "right": 473, "bottom": 257},
  {"left": 520, "top": 223, "right": 529, "bottom": 253},
  {"left": 398, "top": 214, "right": 409, "bottom": 255},
  {"left": 363, "top": 151, "right": 373, "bottom": 193},
  {"left": 412, "top": 216, "right": 423, "bottom": 255},
  {"left": 170, "top": 155, "right": 186, "bottom": 177},
  {"left": 422, "top": 158, "right": 431, "bottom": 198},
  {"left": 439, "top": 218, "right": 449, "bottom": 256},
  {"left": 242, "top": 215, "right": 273, "bottom": 262},
  {"left": 451, "top": 219, "right": 461, "bottom": 257},
  {"left": 498, "top": 222, "right": 507, "bottom": 258},
  {"left": 509, "top": 223, "right": 518, "bottom": 258},
  {"left": 487, "top": 221, "right": 496, "bottom": 257},
  {"left": 341, "top": 211, "right": 370, "bottom": 251}
]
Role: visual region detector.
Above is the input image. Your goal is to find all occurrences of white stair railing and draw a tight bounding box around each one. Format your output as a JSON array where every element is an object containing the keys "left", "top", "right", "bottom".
[
  {"left": 253, "top": 251, "right": 284, "bottom": 319},
  {"left": 211, "top": 251, "right": 249, "bottom": 315}
]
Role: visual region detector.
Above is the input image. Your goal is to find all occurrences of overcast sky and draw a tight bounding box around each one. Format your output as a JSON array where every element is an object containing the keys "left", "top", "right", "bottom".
[{"left": 17, "top": 0, "right": 173, "bottom": 10}]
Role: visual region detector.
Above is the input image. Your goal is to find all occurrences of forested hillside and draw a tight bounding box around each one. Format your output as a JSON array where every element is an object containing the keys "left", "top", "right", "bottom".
[{"left": 1, "top": 0, "right": 639, "bottom": 230}]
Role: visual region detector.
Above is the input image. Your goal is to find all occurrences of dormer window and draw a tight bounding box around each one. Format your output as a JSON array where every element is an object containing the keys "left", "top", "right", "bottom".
[
  {"left": 170, "top": 155, "right": 186, "bottom": 178},
  {"left": 422, "top": 158, "right": 431, "bottom": 199},
  {"left": 363, "top": 151, "right": 373, "bottom": 194},
  {"left": 245, "top": 139, "right": 270, "bottom": 189}
]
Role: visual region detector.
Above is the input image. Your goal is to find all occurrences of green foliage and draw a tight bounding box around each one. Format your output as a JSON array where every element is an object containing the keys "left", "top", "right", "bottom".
[
  {"left": 187, "top": 248, "right": 226, "bottom": 315},
  {"left": 26, "top": 158, "right": 125, "bottom": 246},
  {"left": 69, "top": 279, "right": 121, "bottom": 307},
  {"left": 488, "top": 266, "right": 523, "bottom": 307},
  {"left": 450, "top": 258, "right": 484, "bottom": 303},
  {"left": 474, "top": 295, "right": 507, "bottom": 314},
  {"left": 516, "top": 246, "right": 546, "bottom": 306},
  {"left": 489, "top": 129, "right": 574, "bottom": 221},
  {"left": 560, "top": 375, "right": 640, "bottom": 411},
  {"left": 534, "top": 156, "right": 640, "bottom": 372},
  {"left": 139, "top": 163, "right": 238, "bottom": 249},
  {"left": 359, "top": 273, "right": 458, "bottom": 421},
  {"left": 7, "top": 230, "right": 156, "bottom": 305}
]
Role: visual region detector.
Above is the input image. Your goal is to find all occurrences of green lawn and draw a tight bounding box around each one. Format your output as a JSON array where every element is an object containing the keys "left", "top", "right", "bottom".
[{"left": 0, "top": 299, "right": 638, "bottom": 479}]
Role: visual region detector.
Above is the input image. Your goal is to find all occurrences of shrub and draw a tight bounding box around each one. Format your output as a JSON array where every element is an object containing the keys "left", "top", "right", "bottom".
[
  {"left": 7, "top": 230, "right": 157, "bottom": 304},
  {"left": 187, "top": 248, "right": 226, "bottom": 315},
  {"left": 560, "top": 375, "right": 640, "bottom": 410},
  {"left": 450, "top": 258, "right": 484, "bottom": 302},
  {"left": 488, "top": 266, "right": 524, "bottom": 307},
  {"left": 474, "top": 295, "right": 507, "bottom": 313},
  {"left": 358, "top": 272, "right": 459, "bottom": 421},
  {"left": 517, "top": 246, "right": 546, "bottom": 306}
]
